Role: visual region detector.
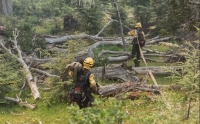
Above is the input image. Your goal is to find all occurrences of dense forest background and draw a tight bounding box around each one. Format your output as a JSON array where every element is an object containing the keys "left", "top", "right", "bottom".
[{"left": 0, "top": 0, "right": 199, "bottom": 124}]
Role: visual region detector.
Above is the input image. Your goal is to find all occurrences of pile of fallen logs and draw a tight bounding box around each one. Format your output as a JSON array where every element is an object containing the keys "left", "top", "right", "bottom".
[{"left": 0, "top": 19, "right": 188, "bottom": 109}]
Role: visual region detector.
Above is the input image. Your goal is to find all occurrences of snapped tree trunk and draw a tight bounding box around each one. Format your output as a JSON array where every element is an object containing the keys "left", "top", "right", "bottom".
[
  {"left": 0, "top": 30, "right": 40, "bottom": 100},
  {"left": 113, "top": 0, "right": 126, "bottom": 52}
]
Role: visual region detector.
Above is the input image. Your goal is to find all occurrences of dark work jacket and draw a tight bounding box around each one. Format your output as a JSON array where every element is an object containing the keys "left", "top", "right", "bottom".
[{"left": 77, "top": 68, "right": 94, "bottom": 105}]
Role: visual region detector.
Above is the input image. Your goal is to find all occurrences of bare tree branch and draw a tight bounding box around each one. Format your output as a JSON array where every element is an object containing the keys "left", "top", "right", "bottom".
[{"left": 31, "top": 68, "right": 60, "bottom": 78}]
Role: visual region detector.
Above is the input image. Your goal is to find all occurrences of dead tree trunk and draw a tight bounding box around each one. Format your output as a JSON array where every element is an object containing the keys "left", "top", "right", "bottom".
[
  {"left": 0, "top": 0, "right": 13, "bottom": 15},
  {"left": 0, "top": 30, "right": 40, "bottom": 100},
  {"left": 98, "top": 82, "right": 160, "bottom": 97},
  {"left": 145, "top": 37, "right": 171, "bottom": 45},
  {"left": 113, "top": 0, "right": 126, "bottom": 52},
  {"left": 4, "top": 96, "right": 37, "bottom": 109},
  {"left": 91, "top": 64, "right": 140, "bottom": 82}
]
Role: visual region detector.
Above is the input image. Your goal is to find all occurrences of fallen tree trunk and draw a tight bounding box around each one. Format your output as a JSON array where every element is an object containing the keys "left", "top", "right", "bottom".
[
  {"left": 88, "top": 40, "right": 125, "bottom": 50},
  {"left": 4, "top": 97, "right": 37, "bottom": 109},
  {"left": 31, "top": 68, "right": 60, "bottom": 78},
  {"left": 24, "top": 57, "right": 51, "bottom": 67},
  {"left": 145, "top": 58, "right": 164, "bottom": 63},
  {"left": 108, "top": 56, "right": 130, "bottom": 62},
  {"left": 45, "top": 33, "right": 103, "bottom": 44},
  {"left": 0, "top": 30, "right": 40, "bottom": 100},
  {"left": 146, "top": 37, "right": 171, "bottom": 45},
  {"left": 132, "top": 66, "right": 181, "bottom": 74},
  {"left": 91, "top": 64, "right": 140, "bottom": 82},
  {"left": 98, "top": 82, "right": 160, "bottom": 97},
  {"left": 142, "top": 48, "right": 164, "bottom": 54}
]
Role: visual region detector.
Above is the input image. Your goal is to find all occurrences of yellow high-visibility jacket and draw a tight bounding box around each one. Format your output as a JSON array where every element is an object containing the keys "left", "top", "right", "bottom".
[{"left": 128, "top": 29, "right": 145, "bottom": 38}]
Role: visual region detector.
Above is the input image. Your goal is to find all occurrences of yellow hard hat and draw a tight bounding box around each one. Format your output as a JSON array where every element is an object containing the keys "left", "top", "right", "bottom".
[
  {"left": 83, "top": 57, "right": 94, "bottom": 70},
  {"left": 135, "top": 23, "right": 142, "bottom": 28}
]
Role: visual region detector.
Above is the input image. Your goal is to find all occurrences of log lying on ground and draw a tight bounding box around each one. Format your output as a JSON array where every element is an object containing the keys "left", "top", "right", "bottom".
[
  {"left": 108, "top": 56, "right": 130, "bottom": 62},
  {"left": 24, "top": 57, "right": 51, "bottom": 67},
  {"left": 75, "top": 40, "right": 129, "bottom": 61},
  {"left": 142, "top": 48, "right": 164, "bottom": 54},
  {"left": 4, "top": 97, "right": 37, "bottom": 109},
  {"left": 45, "top": 17, "right": 132, "bottom": 44},
  {"left": 45, "top": 33, "right": 104, "bottom": 44},
  {"left": 31, "top": 68, "right": 60, "bottom": 78},
  {"left": 98, "top": 82, "right": 160, "bottom": 97},
  {"left": 132, "top": 66, "right": 181, "bottom": 74},
  {"left": 91, "top": 64, "right": 140, "bottom": 82},
  {"left": 146, "top": 37, "right": 171, "bottom": 45}
]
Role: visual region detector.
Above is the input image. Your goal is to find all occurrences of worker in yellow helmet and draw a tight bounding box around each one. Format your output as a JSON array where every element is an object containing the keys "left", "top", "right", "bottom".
[
  {"left": 67, "top": 57, "right": 98, "bottom": 109},
  {"left": 128, "top": 22, "right": 145, "bottom": 67}
]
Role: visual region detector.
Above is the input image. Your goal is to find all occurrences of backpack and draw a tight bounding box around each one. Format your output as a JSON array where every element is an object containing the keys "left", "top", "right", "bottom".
[
  {"left": 68, "top": 72, "right": 91, "bottom": 103},
  {"left": 137, "top": 30, "right": 146, "bottom": 47}
]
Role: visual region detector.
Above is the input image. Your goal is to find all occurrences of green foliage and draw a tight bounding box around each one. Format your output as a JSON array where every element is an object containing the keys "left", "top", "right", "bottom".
[
  {"left": 169, "top": 40, "right": 200, "bottom": 93},
  {"left": 0, "top": 53, "right": 24, "bottom": 98},
  {"left": 41, "top": 40, "right": 89, "bottom": 104},
  {"left": 42, "top": 78, "right": 73, "bottom": 105},
  {"left": 75, "top": 7, "right": 104, "bottom": 35},
  {"left": 104, "top": 5, "right": 128, "bottom": 36},
  {"left": 13, "top": 0, "right": 73, "bottom": 18},
  {"left": 151, "top": 0, "right": 197, "bottom": 35},
  {"left": 0, "top": 90, "right": 199, "bottom": 123},
  {"left": 15, "top": 23, "right": 45, "bottom": 53}
]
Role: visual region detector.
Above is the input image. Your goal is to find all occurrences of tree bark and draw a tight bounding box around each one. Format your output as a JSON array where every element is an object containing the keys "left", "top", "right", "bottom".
[
  {"left": 132, "top": 66, "right": 181, "bottom": 74},
  {"left": 31, "top": 68, "right": 60, "bottom": 78},
  {"left": 45, "top": 33, "right": 103, "bottom": 44},
  {"left": 4, "top": 97, "right": 37, "bottom": 109},
  {"left": 113, "top": 0, "right": 126, "bottom": 52},
  {"left": 0, "top": 0, "right": 13, "bottom": 15},
  {"left": 98, "top": 82, "right": 160, "bottom": 97},
  {"left": 145, "top": 37, "right": 171, "bottom": 45},
  {"left": 91, "top": 64, "right": 140, "bottom": 82}
]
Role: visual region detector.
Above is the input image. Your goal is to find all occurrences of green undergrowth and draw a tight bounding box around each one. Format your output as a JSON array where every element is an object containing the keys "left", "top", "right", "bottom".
[
  {"left": 0, "top": 90, "right": 199, "bottom": 124},
  {"left": 1, "top": 42, "right": 199, "bottom": 124}
]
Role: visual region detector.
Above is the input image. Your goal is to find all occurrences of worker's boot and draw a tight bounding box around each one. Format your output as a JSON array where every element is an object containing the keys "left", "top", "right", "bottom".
[
  {"left": 134, "top": 59, "right": 137, "bottom": 67},
  {"left": 135, "top": 60, "right": 140, "bottom": 67}
]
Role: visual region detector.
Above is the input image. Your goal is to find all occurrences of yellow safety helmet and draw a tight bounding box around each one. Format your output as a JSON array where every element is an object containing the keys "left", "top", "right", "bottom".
[
  {"left": 83, "top": 57, "right": 94, "bottom": 70},
  {"left": 135, "top": 23, "right": 142, "bottom": 28}
]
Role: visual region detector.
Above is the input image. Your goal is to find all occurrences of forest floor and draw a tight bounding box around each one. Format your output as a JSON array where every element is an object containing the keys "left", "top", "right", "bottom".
[{"left": 0, "top": 43, "right": 199, "bottom": 124}]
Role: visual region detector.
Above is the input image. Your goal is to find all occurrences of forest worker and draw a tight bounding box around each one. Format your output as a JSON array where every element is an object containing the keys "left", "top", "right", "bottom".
[
  {"left": 66, "top": 57, "right": 98, "bottom": 109},
  {"left": 128, "top": 22, "right": 145, "bottom": 67}
]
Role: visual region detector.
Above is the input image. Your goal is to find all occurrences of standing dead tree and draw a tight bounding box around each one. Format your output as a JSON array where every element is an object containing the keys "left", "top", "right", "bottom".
[
  {"left": 0, "top": 29, "right": 40, "bottom": 100},
  {"left": 113, "top": 0, "right": 126, "bottom": 52}
]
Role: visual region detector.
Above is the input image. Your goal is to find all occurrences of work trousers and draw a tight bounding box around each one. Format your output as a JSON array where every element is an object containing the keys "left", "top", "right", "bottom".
[{"left": 132, "top": 43, "right": 140, "bottom": 60}]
